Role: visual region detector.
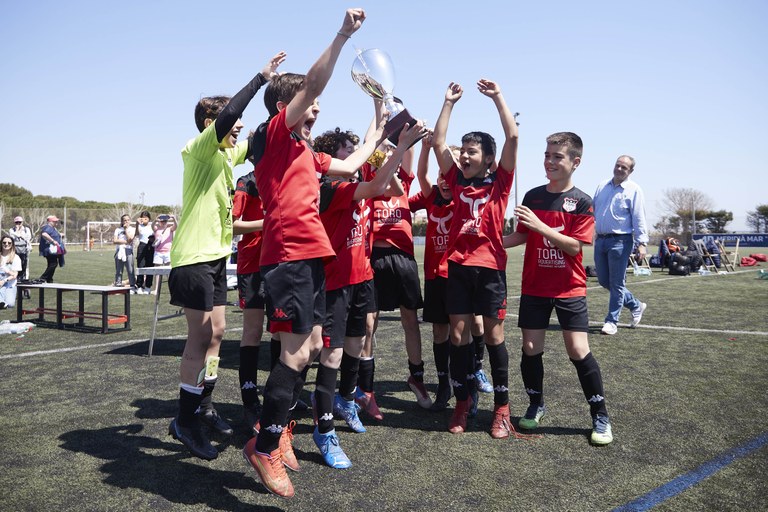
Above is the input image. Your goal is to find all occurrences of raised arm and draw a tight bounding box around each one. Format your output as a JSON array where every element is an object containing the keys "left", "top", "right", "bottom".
[
  {"left": 328, "top": 114, "right": 387, "bottom": 177},
  {"left": 285, "top": 8, "right": 365, "bottom": 130},
  {"left": 416, "top": 130, "right": 434, "bottom": 194},
  {"left": 216, "top": 51, "right": 286, "bottom": 143},
  {"left": 433, "top": 82, "right": 463, "bottom": 174},
  {"left": 477, "top": 79, "right": 517, "bottom": 172},
  {"left": 353, "top": 121, "right": 427, "bottom": 200}
]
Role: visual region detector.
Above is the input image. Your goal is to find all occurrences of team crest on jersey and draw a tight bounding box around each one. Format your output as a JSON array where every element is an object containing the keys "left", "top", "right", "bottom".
[{"left": 562, "top": 197, "right": 578, "bottom": 213}]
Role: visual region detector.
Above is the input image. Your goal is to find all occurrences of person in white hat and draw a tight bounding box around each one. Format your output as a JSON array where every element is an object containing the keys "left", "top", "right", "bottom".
[
  {"left": 39, "top": 215, "right": 64, "bottom": 282},
  {"left": 9, "top": 216, "right": 32, "bottom": 297}
]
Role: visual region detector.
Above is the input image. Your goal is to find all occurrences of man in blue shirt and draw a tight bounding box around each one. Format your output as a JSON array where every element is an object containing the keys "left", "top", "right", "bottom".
[{"left": 593, "top": 155, "right": 648, "bottom": 335}]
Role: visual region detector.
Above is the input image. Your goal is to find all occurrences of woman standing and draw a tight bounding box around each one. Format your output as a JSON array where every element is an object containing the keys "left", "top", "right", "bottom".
[
  {"left": 9, "top": 216, "right": 32, "bottom": 298},
  {"left": 0, "top": 235, "right": 22, "bottom": 309},
  {"left": 39, "top": 215, "right": 64, "bottom": 283},
  {"left": 113, "top": 214, "right": 137, "bottom": 292},
  {"left": 134, "top": 210, "right": 155, "bottom": 294}
]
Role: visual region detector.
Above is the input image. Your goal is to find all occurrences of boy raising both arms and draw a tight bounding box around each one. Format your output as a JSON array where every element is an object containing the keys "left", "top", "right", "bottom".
[
  {"left": 432, "top": 80, "right": 517, "bottom": 438},
  {"left": 503, "top": 132, "right": 613, "bottom": 446},
  {"left": 243, "top": 9, "right": 381, "bottom": 498},
  {"left": 167, "top": 51, "right": 285, "bottom": 461}
]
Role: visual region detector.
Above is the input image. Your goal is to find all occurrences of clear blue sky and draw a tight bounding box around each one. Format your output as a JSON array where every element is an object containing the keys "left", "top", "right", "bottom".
[{"left": 2, "top": 1, "right": 765, "bottom": 231}]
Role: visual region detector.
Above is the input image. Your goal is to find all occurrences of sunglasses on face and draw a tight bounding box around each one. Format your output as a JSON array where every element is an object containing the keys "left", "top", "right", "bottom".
[
  {"left": 2, "top": 242, "right": 12, "bottom": 245},
  {"left": 15, "top": 221, "right": 22, "bottom": 224}
]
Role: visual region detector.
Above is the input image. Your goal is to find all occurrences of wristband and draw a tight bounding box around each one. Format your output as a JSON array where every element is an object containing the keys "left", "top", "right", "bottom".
[{"left": 337, "top": 31, "right": 351, "bottom": 39}]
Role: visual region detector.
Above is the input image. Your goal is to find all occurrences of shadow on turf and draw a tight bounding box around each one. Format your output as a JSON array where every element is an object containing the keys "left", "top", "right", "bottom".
[
  {"left": 107, "top": 339, "right": 276, "bottom": 372},
  {"left": 58, "top": 424, "right": 285, "bottom": 510}
]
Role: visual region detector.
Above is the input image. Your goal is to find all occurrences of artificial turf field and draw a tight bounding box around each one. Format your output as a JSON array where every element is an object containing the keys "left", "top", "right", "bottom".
[{"left": 1, "top": 247, "right": 766, "bottom": 511}]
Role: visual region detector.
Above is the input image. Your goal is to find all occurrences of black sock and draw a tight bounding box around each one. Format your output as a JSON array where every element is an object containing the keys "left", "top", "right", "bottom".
[
  {"left": 198, "top": 378, "right": 216, "bottom": 413},
  {"left": 178, "top": 388, "right": 203, "bottom": 427},
  {"left": 449, "top": 344, "right": 472, "bottom": 401},
  {"left": 358, "top": 358, "right": 375, "bottom": 393},
  {"left": 521, "top": 351, "right": 544, "bottom": 406},
  {"left": 408, "top": 360, "right": 425, "bottom": 383},
  {"left": 486, "top": 342, "right": 509, "bottom": 405},
  {"left": 433, "top": 340, "right": 450, "bottom": 387},
  {"left": 289, "top": 365, "right": 309, "bottom": 413},
  {"left": 269, "top": 338, "right": 280, "bottom": 370},
  {"left": 571, "top": 352, "right": 607, "bottom": 417},
  {"left": 256, "top": 360, "right": 298, "bottom": 454},
  {"left": 315, "top": 363, "right": 338, "bottom": 434},
  {"left": 472, "top": 334, "right": 485, "bottom": 372},
  {"left": 239, "top": 345, "right": 261, "bottom": 407},
  {"left": 339, "top": 352, "right": 360, "bottom": 401}
]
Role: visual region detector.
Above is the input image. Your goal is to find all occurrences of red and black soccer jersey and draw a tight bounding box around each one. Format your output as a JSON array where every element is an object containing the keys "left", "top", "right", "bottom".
[
  {"left": 364, "top": 165, "right": 415, "bottom": 256},
  {"left": 319, "top": 177, "right": 373, "bottom": 291},
  {"left": 233, "top": 170, "right": 263, "bottom": 275},
  {"left": 444, "top": 164, "right": 514, "bottom": 270},
  {"left": 517, "top": 185, "right": 595, "bottom": 298},
  {"left": 409, "top": 186, "right": 453, "bottom": 280},
  {"left": 254, "top": 109, "right": 334, "bottom": 267}
]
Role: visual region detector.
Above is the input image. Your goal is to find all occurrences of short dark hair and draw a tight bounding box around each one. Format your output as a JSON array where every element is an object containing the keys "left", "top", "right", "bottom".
[
  {"left": 313, "top": 127, "right": 360, "bottom": 157},
  {"left": 264, "top": 73, "right": 306, "bottom": 118},
  {"left": 139, "top": 210, "right": 151, "bottom": 219},
  {"left": 546, "top": 132, "right": 583, "bottom": 159},
  {"left": 194, "top": 95, "right": 230, "bottom": 133},
  {"left": 461, "top": 131, "right": 496, "bottom": 160}
]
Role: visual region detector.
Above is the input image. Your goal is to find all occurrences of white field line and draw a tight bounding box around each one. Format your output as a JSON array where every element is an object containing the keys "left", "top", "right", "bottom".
[{"left": 0, "top": 326, "right": 246, "bottom": 360}]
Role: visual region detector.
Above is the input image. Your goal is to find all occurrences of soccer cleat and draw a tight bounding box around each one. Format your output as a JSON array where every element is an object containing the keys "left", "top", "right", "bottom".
[
  {"left": 199, "top": 408, "right": 234, "bottom": 436},
  {"left": 333, "top": 394, "right": 366, "bottom": 433},
  {"left": 407, "top": 376, "right": 433, "bottom": 409},
  {"left": 448, "top": 396, "right": 473, "bottom": 434},
  {"left": 429, "top": 382, "right": 453, "bottom": 412},
  {"left": 590, "top": 414, "right": 613, "bottom": 446},
  {"left": 279, "top": 420, "right": 300, "bottom": 472},
  {"left": 354, "top": 388, "right": 384, "bottom": 421},
  {"left": 243, "top": 437, "right": 294, "bottom": 498},
  {"left": 474, "top": 369, "right": 493, "bottom": 393},
  {"left": 244, "top": 402, "right": 262, "bottom": 437},
  {"left": 312, "top": 428, "right": 352, "bottom": 469},
  {"left": 601, "top": 322, "right": 618, "bottom": 335},
  {"left": 518, "top": 403, "right": 546, "bottom": 430},
  {"left": 490, "top": 403, "right": 512, "bottom": 439},
  {"left": 168, "top": 418, "right": 218, "bottom": 460},
  {"left": 630, "top": 302, "right": 647, "bottom": 328}
]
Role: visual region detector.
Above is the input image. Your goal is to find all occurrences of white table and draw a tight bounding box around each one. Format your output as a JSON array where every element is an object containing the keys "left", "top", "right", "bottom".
[{"left": 136, "top": 265, "right": 237, "bottom": 356}]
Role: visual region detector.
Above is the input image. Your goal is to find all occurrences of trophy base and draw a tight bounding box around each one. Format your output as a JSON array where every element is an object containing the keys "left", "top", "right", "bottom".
[{"left": 384, "top": 108, "right": 422, "bottom": 147}]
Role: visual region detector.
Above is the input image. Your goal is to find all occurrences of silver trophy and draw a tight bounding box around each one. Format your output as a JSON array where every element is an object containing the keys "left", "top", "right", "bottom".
[{"left": 351, "top": 48, "right": 419, "bottom": 146}]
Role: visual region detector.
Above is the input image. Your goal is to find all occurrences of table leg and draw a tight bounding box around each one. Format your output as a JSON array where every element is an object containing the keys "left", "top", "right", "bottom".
[
  {"left": 102, "top": 292, "right": 109, "bottom": 334},
  {"left": 38, "top": 288, "right": 45, "bottom": 321},
  {"left": 79, "top": 291, "right": 86, "bottom": 327},
  {"left": 125, "top": 289, "right": 131, "bottom": 330},
  {"left": 56, "top": 289, "right": 64, "bottom": 328}
]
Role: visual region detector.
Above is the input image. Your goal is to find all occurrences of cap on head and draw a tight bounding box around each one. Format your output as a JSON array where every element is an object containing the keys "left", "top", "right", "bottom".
[
  {"left": 14, "top": 216, "right": 23, "bottom": 223},
  {"left": 47, "top": 215, "right": 59, "bottom": 222}
]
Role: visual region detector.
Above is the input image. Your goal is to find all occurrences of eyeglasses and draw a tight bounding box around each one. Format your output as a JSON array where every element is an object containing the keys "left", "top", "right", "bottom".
[
  {"left": 15, "top": 221, "right": 22, "bottom": 224},
  {"left": 1, "top": 242, "right": 12, "bottom": 246}
]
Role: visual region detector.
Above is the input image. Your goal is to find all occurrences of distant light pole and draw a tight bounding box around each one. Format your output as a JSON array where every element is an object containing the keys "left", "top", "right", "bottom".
[{"left": 139, "top": 192, "right": 145, "bottom": 206}]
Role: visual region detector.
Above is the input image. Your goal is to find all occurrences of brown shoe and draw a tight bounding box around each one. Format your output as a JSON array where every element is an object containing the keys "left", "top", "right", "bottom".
[
  {"left": 448, "top": 396, "right": 473, "bottom": 434},
  {"left": 280, "top": 420, "right": 300, "bottom": 472},
  {"left": 490, "top": 403, "right": 511, "bottom": 439},
  {"left": 243, "top": 438, "right": 294, "bottom": 498}
]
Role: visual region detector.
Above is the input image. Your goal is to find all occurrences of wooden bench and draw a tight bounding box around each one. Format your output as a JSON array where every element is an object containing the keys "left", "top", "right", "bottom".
[{"left": 16, "top": 283, "right": 131, "bottom": 334}]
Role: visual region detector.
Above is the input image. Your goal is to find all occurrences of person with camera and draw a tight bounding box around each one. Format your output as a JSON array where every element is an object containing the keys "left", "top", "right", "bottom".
[{"left": 9, "top": 216, "right": 32, "bottom": 298}]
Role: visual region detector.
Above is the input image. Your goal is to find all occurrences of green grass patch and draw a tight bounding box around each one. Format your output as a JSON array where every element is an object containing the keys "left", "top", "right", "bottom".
[{"left": 1, "top": 248, "right": 767, "bottom": 511}]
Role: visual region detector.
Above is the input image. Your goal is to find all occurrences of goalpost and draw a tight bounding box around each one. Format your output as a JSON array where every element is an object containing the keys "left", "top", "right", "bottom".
[{"left": 85, "top": 221, "right": 121, "bottom": 251}]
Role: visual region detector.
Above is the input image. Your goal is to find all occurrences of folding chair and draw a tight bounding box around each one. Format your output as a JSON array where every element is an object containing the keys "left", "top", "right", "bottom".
[
  {"left": 715, "top": 239, "right": 739, "bottom": 272},
  {"left": 691, "top": 239, "right": 718, "bottom": 273}
]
